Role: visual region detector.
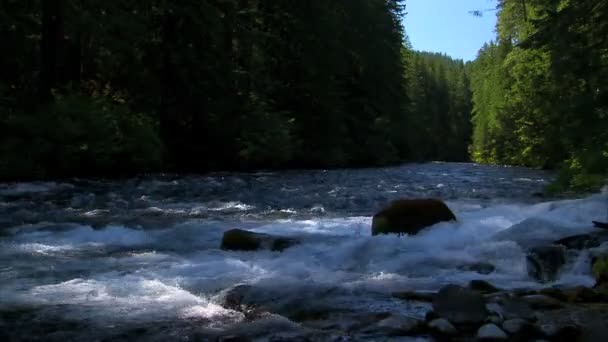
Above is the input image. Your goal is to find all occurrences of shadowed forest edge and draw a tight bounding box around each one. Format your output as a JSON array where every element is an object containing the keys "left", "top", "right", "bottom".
[{"left": 0, "top": 0, "right": 606, "bottom": 191}]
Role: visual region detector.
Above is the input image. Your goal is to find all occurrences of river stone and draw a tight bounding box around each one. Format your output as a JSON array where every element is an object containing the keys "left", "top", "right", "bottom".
[
  {"left": 371, "top": 198, "right": 456, "bottom": 236},
  {"left": 477, "top": 323, "right": 508, "bottom": 340},
  {"left": 220, "top": 229, "right": 299, "bottom": 252},
  {"left": 502, "top": 298, "right": 536, "bottom": 321},
  {"left": 432, "top": 285, "right": 487, "bottom": 324},
  {"left": 526, "top": 245, "right": 566, "bottom": 283},
  {"left": 428, "top": 318, "right": 458, "bottom": 336},
  {"left": 502, "top": 318, "right": 530, "bottom": 335},
  {"left": 539, "top": 323, "right": 580, "bottom": 340},
  {"left": 487, "top": 315, "right": 503, "bottom": 325},
  {"left": 372, "top": 314, "right": 424, "bottom": 336},
  {"left": 522, "top": 294, "right": 563, "bottom": 310}
]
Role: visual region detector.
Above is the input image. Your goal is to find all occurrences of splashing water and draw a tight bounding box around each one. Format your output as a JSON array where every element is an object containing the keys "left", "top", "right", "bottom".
[{"left": 0, "top": 163, "right": 604, "bottom": 340}]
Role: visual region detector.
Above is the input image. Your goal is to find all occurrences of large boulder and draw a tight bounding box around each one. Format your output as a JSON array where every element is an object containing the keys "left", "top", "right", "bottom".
[
  {"left": 371, "top": 198, "right": 456, "bottom": 236},
  {"left": 221, "top": 229, "right": 299, "bottom": 252}
]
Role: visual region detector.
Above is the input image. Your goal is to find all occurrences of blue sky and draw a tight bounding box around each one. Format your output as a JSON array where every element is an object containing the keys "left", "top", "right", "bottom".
[{"left": 403, "top": 0, "right": 498, "bottom": 61}]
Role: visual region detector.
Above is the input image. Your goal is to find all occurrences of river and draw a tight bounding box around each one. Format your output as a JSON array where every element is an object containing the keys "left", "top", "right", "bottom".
[{"left": 1, "top": 162, "right": 606, "bottom": 341}]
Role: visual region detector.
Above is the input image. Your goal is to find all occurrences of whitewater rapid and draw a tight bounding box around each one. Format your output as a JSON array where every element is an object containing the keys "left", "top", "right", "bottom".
[{"left": 0, "top": 163, "right": 606, "bottom": 339}]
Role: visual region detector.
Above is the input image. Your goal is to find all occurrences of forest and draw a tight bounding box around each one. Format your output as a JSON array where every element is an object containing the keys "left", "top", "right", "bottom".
[
  {"left": 0, "top": 0, "right": 606, "bottom": 191},
  {"left": 470, "top": 0, "right": 608, "bottom": 191}
]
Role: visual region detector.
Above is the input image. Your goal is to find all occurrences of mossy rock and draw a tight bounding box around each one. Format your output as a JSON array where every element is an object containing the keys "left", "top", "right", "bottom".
[
  {"left": 372, "top": 198, "right": 456, "bottom": 236},
  {"left": 221, "top": 229, "right": 299, "bottom": 252},
  {"left": 593, "top": 255, "right": 608, "bottom": 288}
]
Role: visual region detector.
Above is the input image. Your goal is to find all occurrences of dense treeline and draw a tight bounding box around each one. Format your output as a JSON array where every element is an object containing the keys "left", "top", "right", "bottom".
[
  {"left": 470, "top": 0, "right": 608, "bottom": 190},
  {"left": 406, "top": 51, "right": 472, "bottom": 161},
  {"left": 0, "top": 0, "right": 409, "bottom": 179},
  {"left": 3, "top": 0, "right": 605, "bottom": 191},
  {"left": 0, "top": 0, "right": 474, "bottom": 180}
]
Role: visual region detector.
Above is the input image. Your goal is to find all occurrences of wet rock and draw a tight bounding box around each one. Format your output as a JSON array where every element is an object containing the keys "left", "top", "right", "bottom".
[
  {"left": 220, "top": 229, "right": 299, "bottom": 252},
  {"left": 555, "top": 232, "right": 608, "bottom": 250},
  {"left": 392, "top": 291, "right": 435, "bottom": 302},
  {"left": 432, "top": 285, "right": 488, "bottom": 325},
  {"left": 502, "top": 298, "right": 536, "bottom": 321},
  {"left": 223, "top": 285, "right": 248, "bottom": 308},
  {"left": 469, "top": 280, "right": 502, "bottom": 294},
  {"left": 522, "top": 294, "right": 563, "bottom": 310},
  {"left": 552, "top": 286, "right": 608, "bottom": 303},
  {"left": 502, "top": 318, "right": 531, "bottom": 335},
  {"left": 371, "top": 314, "right": 425, "bottom": 336},
  {"left": 526, "top": 245, "right": 566, "bottom": 283},
  {"left": 477, "top": 323, "right": 508, "bottom": 340},
  {"left": 303, "top": 312, "right": 388, "bottom": 333},
  {"left": 493, "top": 218, "right": 581, "bottom": 249},
  {"left": 538, "top": 287, "right": 568, "bottom": 301},
  {"left": 371, "top": 198, "right": 456, "bottom": 236},
  {"left": 460, "top": 262, "right": 496, "bottom": 275},
  {"left": 428, "top": 318, "right": 458, "bottom": 336},
  {"left": 538, "top": 323, "right": 580, "bottom": 341},
  {"left": 487, "top": 315, "right": 503, "bottom": 325}
]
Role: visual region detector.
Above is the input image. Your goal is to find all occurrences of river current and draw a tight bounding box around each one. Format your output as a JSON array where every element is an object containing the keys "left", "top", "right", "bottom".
[{"left": 1, "top": 163, "right": 606, "bottom": 340}]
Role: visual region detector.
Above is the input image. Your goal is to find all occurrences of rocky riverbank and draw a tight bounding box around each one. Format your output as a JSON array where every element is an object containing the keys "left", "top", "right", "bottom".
[{"left": 211, "top": 281, "right": 608, "bottom": 341}]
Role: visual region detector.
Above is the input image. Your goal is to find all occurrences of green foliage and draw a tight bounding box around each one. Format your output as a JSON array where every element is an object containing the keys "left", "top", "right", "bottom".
[
  {"left": 0, "top": 94, "right": 162, "bottom": 180},
  {"left": 1, "top": 0, "right": 429, "bottom": 178},
  {"left": 593, "top": 256, "right": 608, "bottom": 288},
  {"left": 237, "top": 97, "right": 293, "bottom": 168},
  {"left": 470, "top": 0, "right": 608, "bottom": 191},
  {"left": 406, "top": 52, "right": 472, "bottom": 161}
]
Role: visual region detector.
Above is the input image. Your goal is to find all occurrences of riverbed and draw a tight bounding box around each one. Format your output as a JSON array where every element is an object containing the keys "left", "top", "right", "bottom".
[{"left": 1, "top": 163, "right": 605, "bottom": 341}]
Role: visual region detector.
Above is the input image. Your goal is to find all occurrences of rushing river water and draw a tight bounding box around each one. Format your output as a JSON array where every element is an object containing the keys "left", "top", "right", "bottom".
[{"left": 0, "top": 163, "right": 606, "bottom": 341}]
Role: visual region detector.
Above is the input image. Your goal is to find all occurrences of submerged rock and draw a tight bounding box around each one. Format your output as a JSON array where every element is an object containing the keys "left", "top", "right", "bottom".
[
  {"left": 432, "top": 285, "right": 487, "bottom": 325},
  {"left": 502, "top": 318, "right": 530, "bottom": 335},
  {"left": 526, "top": 245, "right": 567, "bottom": 283},
  {"left": 220, "top": 229, "right": 299, "bottom": 252},
  {"left": 371, "top": 198, "right": 456, "bottom": 236}
]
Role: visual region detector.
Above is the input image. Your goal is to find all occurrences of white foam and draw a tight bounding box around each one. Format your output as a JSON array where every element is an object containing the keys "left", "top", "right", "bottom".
[{"left": 1, "top": 193, "right": 606, "bottom": 326}]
